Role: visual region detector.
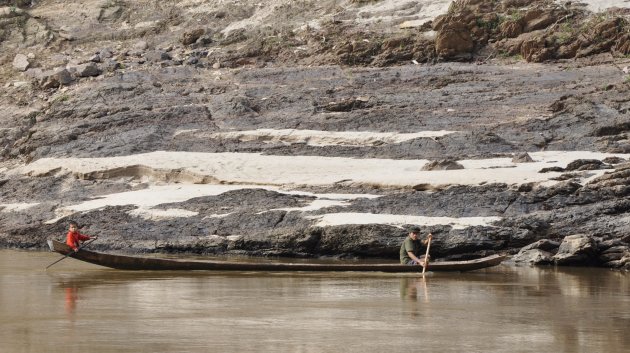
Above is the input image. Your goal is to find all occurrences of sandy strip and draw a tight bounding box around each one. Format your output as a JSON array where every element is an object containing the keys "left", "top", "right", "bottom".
[
  {"left": 0, "top": 203, "right": 40, "bottom": 212},
  {"left": 28, "top": 148, "right": 628, "bottom": 225},
  {"left": 266, "top": 199, "right": 351, "bottom": 213},
  {"left": 62, "top": 185, "right": 254, "bottom": 212},
  {"left": 203, "top": 213, "right": 233, "bottom": 220},
  {"left": 307, "top": 213, "right": 502, "bottom": 230},
  {"left": 213, "top": 0, "right": 453, "bottom": 33},
  {"left": 19, "top": 150, "right": 630, "bottom": 188},
  {"left": 43, "top": 184, "right": 381, "bottom": 223},
  {"left": 567, "top": 0, "right": 630, "bottom": 12},
  {"left": 355, "top": 0, "right": 452, "bottom": 25},
  {"left": 56, "top": 184, "right": 380, "bottom": 212},
  {"left": 128, "top": 208, "right": 199, "bottom": 220},
  {"left": 195, "top": 129, "right": 455, "bottom": 147},
  {"left": 43, "top": 182, "right": 501, "bottom": 229}
]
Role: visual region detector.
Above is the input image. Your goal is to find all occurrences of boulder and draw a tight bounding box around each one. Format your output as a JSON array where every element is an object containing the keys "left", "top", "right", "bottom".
[
  {"left": 499, "top": 20, "right": 523, "bottom": 39},
  {"left": 100, "top": 59, "right": 121, "bottom": 72},
  {"left": 512, "top": 152, "right": 534, "bottom": 163},
  {"left": 602, "top": 157, "right": 626, "bottom": 165},
  {"left": 539, "top": 166, "right": 564, "bottom": 173},
  {"left": 512, "top": 249, "right": 554, "bottom": 265},
  {"left": 144, "top": 50, "right": 172, "bottom": 62},
  {"left": 74, "top": 63, "right": 102, "bottom": 77},
  {"left": 48, "top": 54, "right": 71, "bottom": 67},
  {"left": 553, "top": 234, "right": 598, "bottom": 265},
  {"left": 520, "top": 239, "right": 560, "bottom": 252},
  {"left": 565, "top": 159, "right": 605, "bottom": 171},
  {"left": 182, "top": 28, "right": 205, "bottom": 45},
  {"left": 134, "top": 40, "right": 149, "bottom": 50},
  {"left": 186, "top": 56, "right": 199, "bottom": 65},
  {"left": 599, "top": 246, "right": 629, "bottom": 264},
  {"left": 39, "top": 68, "right": 74, "bottom": 89},
  {"left": 100, "top": 48, "right": 114, "bottom": 59},
  {"left": 422, "top": 159, "right": 464, "bottom": 171},
  {"left": 602, "top": 255, "right": 630, "bottom": 269},
  {"left": 100, "top": 5, "right": 122, "bottom": 21},
  {"left": 556, "top": 42, "right": 580, "bottom": 59},
  {"left": 575, "top": 19, "right": 623, "bottom": 58},
  {"left": 58, "top": 26, "right": 75, "bottom": 41},
  {"left": 435, "top": 21, "right": 474, "bottom": 59},
  {"left": 12, "top": 54, "right": 30, "bottom": 71},
  {"left": 613, "top": 34, "right": 630, "bottom": 55},
  {"left": 23, "top": 68, "right": 43, "bottom": 79},
  {"left": 521, "top": 35, "right": 553, "bottom": 62},
  {"left": 522, "top": 9, "right": 557, "bottom": 32}
]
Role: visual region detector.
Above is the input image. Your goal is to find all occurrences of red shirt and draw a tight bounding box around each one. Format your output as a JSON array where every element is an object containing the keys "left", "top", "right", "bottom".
[{"left": 66, "top": 231, "right": 91, "bottom": 250}]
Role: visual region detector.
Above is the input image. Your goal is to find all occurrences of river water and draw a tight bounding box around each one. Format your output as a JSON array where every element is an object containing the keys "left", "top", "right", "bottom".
[{"left": 1, "top": 250, "right": 629, "bottom": 353}]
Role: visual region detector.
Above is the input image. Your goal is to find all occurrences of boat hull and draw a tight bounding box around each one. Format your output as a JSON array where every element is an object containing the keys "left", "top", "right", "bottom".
[{"left": 47, "top": 240, "right": 505, "bottom": 272}]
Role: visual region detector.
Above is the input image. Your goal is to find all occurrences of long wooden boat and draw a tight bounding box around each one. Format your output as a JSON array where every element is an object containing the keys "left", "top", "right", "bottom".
[{"left": 47, "top": 240, "right": 506, "bottom": 272}]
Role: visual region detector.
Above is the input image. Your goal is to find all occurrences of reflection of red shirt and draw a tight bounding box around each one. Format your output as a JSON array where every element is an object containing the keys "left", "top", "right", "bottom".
[
  {"left": 66, "top": 231, "right": 90, "bottom": 250},
  {"left": 65, "top": 286, "right": 78, "bottom": 315}
]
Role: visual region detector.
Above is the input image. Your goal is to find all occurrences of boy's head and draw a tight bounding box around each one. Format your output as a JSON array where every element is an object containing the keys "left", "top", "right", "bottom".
[{"left": 68, "top": 221, "right": 79, "bottom": 232}]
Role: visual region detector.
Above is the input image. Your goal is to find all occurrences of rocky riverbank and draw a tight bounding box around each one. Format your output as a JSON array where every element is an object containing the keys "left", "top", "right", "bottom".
[{"left": 1, "top": 0, "right": 629, "bottom": 269}]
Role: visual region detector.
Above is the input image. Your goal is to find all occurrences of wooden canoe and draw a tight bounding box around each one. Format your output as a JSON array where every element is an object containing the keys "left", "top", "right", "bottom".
[{"left": 47, "top": 240, "right": 505, "bottom": 272}]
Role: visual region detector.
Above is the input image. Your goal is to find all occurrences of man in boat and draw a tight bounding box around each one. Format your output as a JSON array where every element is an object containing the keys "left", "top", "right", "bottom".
[
  {"left": 400, "top": 226, "right": 432, "bottom": 266},
  {"left": 66, "top": 221, "right": 96, "bottom": 252}
]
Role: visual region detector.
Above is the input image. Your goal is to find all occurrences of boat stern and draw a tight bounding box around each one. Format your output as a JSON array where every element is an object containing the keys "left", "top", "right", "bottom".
[{"left": 46, "top": 239, "right": 54, "bottom": 251}]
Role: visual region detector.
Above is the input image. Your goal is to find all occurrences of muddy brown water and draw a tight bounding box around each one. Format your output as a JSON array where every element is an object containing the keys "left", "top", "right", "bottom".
[{"left": 1, "top": 250, "right": 629, "bottom": 353}]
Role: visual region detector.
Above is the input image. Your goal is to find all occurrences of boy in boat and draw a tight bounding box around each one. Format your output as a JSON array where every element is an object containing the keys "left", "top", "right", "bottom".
[
  {"left": 66, "top": 221, "right": 96, "bottom": 252},
  {"left": 400, "top": 226, "right": 432, "bottom": 266}
]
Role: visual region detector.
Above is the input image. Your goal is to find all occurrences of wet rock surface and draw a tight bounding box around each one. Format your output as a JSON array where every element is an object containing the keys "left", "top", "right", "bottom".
[{"left": 1, "top": 0, "right": 629, "bottom": 269}]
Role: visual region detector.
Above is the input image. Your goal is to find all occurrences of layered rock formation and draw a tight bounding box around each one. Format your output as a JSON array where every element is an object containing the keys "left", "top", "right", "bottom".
[{"left": 1, "top": 0, "right": 629, "bottom": 269}]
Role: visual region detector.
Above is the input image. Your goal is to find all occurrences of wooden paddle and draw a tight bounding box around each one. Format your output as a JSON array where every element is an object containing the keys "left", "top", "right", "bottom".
[
  {"left": 421, "top": 234, "right": 432, "bottom": 277},
  {"left": 45, "top": 237, "right": 97, "bottom": 270}
]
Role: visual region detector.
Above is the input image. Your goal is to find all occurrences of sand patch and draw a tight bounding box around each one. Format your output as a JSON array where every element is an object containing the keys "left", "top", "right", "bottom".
[
  {"left": 355, "top": 0, "right": 452, "bottom": 26},
  {"left": 197, "top": 0, "right": 453, "bottom": 35},
  {"left": 203, "top": 213, "right": 233, "bottom": 219},
  {"left": 197, "top": 129, "right": 455, "bottom": 147},
  {"left": 0, "top": 203, "right": 40, "bottom": 212},
  {"left": 307, "top": 212, "right": 501, "bottom": 229},
  {"left": 219, "top": 0, "right": 292, "bottom": 35},
  {"left": 43, "top": 184, "right": 381, "bottom": 223},
  {"left": 129, "top": 208, "right": 199, "bottom": 221},
  {"left": 267, "top": 199, "right": 351, "bottom": 213},
  {"left": 565, "top": 0, "right": 630, "bottom": 12},
  {"left": 19, "top": 151, "right": 630, "bottom": 189}
]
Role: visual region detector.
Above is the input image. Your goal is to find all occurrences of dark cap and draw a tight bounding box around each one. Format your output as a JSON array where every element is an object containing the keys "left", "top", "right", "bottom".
[
  {"left": 408, "top": 226, "right": 421, "bottom": 234},
  {"left": 68, "top": 220, "right": 84, "bottom": 229}
]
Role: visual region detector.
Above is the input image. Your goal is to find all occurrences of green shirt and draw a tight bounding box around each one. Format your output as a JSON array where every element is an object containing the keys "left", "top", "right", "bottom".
[{"left": 400, "top": 236, "right": 423, "bottom": 264}]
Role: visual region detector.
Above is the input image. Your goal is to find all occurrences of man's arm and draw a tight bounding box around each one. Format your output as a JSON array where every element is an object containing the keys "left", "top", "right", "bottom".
[{"left": 407, "top": 251, "right": 423, "bottom": 265}]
